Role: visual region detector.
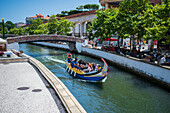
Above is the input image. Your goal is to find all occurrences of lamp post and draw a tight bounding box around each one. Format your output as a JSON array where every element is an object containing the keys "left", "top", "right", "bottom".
[{"left": 2, "top": 18, "right": 5, "bottom": 39}]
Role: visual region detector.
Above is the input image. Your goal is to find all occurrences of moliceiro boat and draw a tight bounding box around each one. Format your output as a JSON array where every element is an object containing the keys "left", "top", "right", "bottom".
[{"left": 66, "top": 57, "right": 108, "bottom": 82}]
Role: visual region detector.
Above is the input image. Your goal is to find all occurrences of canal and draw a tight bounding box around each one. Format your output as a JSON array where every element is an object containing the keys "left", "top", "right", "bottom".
[{"left": 19, "top": 43, "right": 170, "bottom": 113}]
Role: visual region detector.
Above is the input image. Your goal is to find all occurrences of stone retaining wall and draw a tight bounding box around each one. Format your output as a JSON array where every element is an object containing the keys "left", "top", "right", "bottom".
[
  {"left": 81, "top": 47, "right": 170, "bottom": 88},
  {"left": 11, "top": 49, "right": 87, "bottom": 113}
]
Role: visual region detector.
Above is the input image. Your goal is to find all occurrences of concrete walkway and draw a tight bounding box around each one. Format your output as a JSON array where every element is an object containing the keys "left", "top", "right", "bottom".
[{"left": 0, "top": 62, "right": 66, "bottom": 113}]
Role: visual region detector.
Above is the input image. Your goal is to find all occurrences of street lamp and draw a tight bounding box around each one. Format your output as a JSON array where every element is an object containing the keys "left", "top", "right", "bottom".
[{"left": 2, "top": 18, "right": 5, "bottom": 39}]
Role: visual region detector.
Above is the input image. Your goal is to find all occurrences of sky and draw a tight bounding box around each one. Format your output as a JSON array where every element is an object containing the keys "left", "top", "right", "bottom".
[{"left": 0, "top": 0, "right": 101, "bottom": 23}]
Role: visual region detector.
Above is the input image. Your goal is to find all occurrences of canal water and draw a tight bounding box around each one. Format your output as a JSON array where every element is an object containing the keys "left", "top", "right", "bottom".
[{"left": 19, "top": 43, "right": 170, "bottom": 113}]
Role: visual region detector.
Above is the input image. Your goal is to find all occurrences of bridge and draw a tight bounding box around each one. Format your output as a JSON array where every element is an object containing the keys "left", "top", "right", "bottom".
[{"left": 6, "top": 35, "right": 85, "bottom": 52}]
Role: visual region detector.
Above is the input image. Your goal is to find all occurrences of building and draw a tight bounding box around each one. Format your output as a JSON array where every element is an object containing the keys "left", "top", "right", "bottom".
[
  {"left": 99, "top": 0, "right": 162, "bottom": 9},
  {"left": 26, "top": 13, "right": 46, "bottom": 25},
  {"left": 150, "top": 0, "right": 162, "bottom": 6},
  {"left": 15, "top": 22, "right": 26, "bottom": 28},
  {"left": 65, "top": 10, "right": 97, "bottom": 38},
  {"left": 99, "top": 0, "right": 122, "bottom": 9}
]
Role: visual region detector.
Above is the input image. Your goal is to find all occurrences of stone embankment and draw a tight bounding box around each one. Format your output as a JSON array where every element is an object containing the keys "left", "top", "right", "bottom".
[
  {"left": 12, "top": 49, "right": 87, "bottom": 113},
  {"left": 0, "top": 49, "right": 86, "bottom": 113}
]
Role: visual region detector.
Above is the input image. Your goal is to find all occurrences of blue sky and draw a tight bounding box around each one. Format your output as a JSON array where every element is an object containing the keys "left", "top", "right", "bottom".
[{"left": 0, "top": 0, "right": 101, "bottom": 23}]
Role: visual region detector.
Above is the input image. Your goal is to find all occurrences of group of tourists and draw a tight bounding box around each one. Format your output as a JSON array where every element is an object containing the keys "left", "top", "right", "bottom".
[{"left": 67, "top": 52, "right": 101, "bottom": 72}]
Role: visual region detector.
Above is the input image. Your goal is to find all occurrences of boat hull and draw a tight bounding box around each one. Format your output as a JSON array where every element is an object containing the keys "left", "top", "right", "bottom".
[{"left": 66, "top": 58, "right": 108, "bottom": 82}]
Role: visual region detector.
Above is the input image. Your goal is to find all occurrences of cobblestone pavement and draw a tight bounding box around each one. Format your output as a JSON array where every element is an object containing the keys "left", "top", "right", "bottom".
[{"left": 0, "top": 62, "right": 66, "bottom": 113}]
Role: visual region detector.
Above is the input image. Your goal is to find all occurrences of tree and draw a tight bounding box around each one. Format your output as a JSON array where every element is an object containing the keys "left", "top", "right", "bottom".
[
  {"left": 76, "top": 5, "right": 84, "bottom": 11},
  {"left": 0, "top": 22, "right": 3, "bottom": 31},
  {"left": 34, "top": 23, "right": 48, "bottom": 34},
  {"left": 48, "top": 15, "right": 58, "bottom": 34},
  {"left": 29, "top": 18, "right": 43, "bottom": 35},
  {"left": 118, "top": 0, "right": 150, "bottom": 51},
  {"left": 68, "top": 10, "right": 81, "bottom": 15},
  {"left": 142, "top": 1, "right": 170, "bottom": 47},
  {"left": 84, "top": 4, "right": 99, "bottom": 11},
  {"left": 9, "top": 28, "right": 18, "bottom": 35},
  {"left": 9, "top": 27, "right": 23, "bottom": 35},
  {"left": 89, "top": 8, "right": 118, "bottom": 42},
  {"left": 24, "top": 27, "right": 30, "bottom": 35},
  {"left": 18, "top": 27, "right": 23, "bottom": 35},
  {"left": 56, "top": 14, "right": 65, "bottom": 17},
  {"left": 56, "top": 18, "right": 74, "bottom": 35},
  {"left": 0, "top": 28, "right": 8, "bottom": 34},
  {"left": 5, "top": 21, "right": 15, "bottom": 31},
  {"left": 61, "top": 11, "right": 68, "bottom": 16}
]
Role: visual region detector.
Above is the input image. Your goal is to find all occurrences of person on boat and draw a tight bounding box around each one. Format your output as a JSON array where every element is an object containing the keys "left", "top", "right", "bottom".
[
  {"left": 91, "top": 63, "right": 96, "bottom": 71},
  {"left": 71, "top": 57, "right": 79, "bottom": 69},
  {"left": 79, "top": 59, "right": 85, "bottom": 65},
  {"left": 96, "top": 64, "right": 101, "bottom": 71},
  {"left": 67, "top": 52, "right": 72, "bottom": 63},
  {"left": 83, "top": 62, "right": 92, "bottom": 72},
  {"left": 71, "top": 60, "right": 75, "bottom": 68}
]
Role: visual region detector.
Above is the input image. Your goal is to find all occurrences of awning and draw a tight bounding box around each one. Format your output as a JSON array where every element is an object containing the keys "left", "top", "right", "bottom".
[
  {"left": 98, "top": 38, "right": 118, "bottom": 41},
  {"left": 0, "top": 38, "right": 7, "bottom": 44}
]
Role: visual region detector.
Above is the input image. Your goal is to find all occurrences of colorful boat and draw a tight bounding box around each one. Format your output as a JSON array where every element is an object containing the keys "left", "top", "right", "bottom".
[{"left": 66, "top": 58, "right": 108, "bottom": 82}]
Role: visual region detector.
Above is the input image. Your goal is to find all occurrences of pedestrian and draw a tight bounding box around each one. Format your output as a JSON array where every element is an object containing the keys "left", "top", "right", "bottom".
[{"left": 160, "top": 55, "right": 169, "bottom": 66}]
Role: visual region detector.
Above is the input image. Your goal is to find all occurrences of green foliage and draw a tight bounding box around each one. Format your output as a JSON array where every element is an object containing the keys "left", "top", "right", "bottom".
[
  {"left": 61, "top": 11, "right": 68, "bottom": 15},
  {"left": 89, "top": 8, "right": 119, "bottom": 42},
  {"left": 56, "top": 18, "right": 74, "bottom": 35},
  {"left": 5, "top": 21, "right": 15, "bottom": 31},
  {"left": 18, "top": 27, "right": 23, "bottom": 35},
  {"left": 9, "top": 28, "right": 18, "bottom": 35},
  {"left": 56, "top": 4, "right": 99, "bottom": 17},
  {"left": 56, "top": 14, "right": 65, "bottom": 17},
  {"left": 142, "top": 1, "right": 170, "bottom": 44},
  {"left": 76, "top": 5, "right": 84, "bottom": 11},
  {"left": 118, "top": 0, "right": 150, "bottom": 39},
  {"left": 48, "top": 15, "right": 74, "bottom": 35},
  {"left": 0, "top": 21, "right": 15, "bottom": 32},
  {"left": 9, "top": 27, "right": 23, "bottom": 35},
  {"left": 0, "top": 22, "right": 3, "bottom": 31},
  {"left": 84, "top": 4, "right": 99, "bottom": 11},
  {"left": 89, "top": 0, "right": 169, "bottom": 46},
  {"left": 34, "top": 23, "right": 49, "bottom": 34},
  {"left": 28, "top": 18, "right": 43, "bottom": 35},
  {"left": 0, "top": 28, "right": 8, "bottom": 34},
  {"left": 48, "top": 15, "right": 58, "bottom": 34},
  {"left": 68, "top": 10, "right": 82, "bottom": 15},
  {"left": 24, "top": 27, "right": 30, "bottom": 35}
]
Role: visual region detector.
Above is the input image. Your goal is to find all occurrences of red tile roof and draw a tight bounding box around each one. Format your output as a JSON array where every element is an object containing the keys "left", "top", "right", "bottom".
[
  {"left": 65, "top": 10, "right": 97, "bottom": 19},
  {"left": 44, "top": 16, "right": 50, "bottom": 19},
  {"left": 30, "top": 16, "right": 37, "bottom": 18},
  {"left": 29, "top": 13, "right": 44, "bottom": 18}
]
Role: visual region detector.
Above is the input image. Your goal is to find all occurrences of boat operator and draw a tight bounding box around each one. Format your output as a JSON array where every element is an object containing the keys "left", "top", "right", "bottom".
[{"left": 67, "top": 52, "right": 72, "bottom": 63}]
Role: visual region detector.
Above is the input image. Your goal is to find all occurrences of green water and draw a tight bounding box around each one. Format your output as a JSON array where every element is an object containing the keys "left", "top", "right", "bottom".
[{"left": 19, "top": 43, "right": 170, "bottom": 113}]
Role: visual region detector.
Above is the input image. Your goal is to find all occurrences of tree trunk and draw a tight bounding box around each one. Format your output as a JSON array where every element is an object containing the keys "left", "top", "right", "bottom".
[
  {"left": 130, "top": 36, "right": 132, "bottom": 53},
  {"left": 118, "top": 36, "right": 119, "bottom": 47},
  {"left": 132, "top": 35, "right": 134, "bottom": 51}
]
